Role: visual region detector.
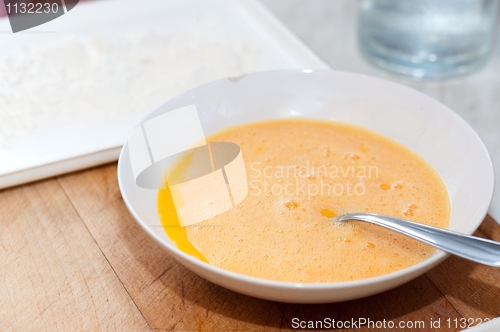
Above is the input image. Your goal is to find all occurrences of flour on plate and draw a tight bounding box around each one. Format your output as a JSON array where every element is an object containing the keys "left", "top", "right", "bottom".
[{"left": 0, "top": 32, "right": 261, "bottom": 147}]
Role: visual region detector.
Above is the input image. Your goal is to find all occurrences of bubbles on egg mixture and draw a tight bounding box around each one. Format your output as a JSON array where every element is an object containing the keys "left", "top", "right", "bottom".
[
  {"left": 320, "top": 208, "right": 336, "bottom": 218},
  {"left": 283, "top": 200, "right": 299, "bottom": 209},
  {"left": 381, "top": 183, "right": 403, "bottom": 191},
  {"left": 403, "top": 203, "right": 418, "bottom": 217},
  {"left": 380, "top": 183, "right": 391, "bottom": 190}
]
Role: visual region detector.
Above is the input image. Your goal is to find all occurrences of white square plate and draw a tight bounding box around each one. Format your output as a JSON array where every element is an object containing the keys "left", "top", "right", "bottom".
[{"left": 0, "top": 0, "right": 329, "bottom": 189}]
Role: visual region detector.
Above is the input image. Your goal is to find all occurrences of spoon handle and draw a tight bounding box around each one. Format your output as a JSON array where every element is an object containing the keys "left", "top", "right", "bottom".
[{"left": 338, "top": 213, "right": 500, "bottom": 267}]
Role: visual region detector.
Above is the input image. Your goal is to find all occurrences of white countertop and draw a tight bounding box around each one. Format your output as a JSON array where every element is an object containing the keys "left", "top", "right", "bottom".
[{"left": 261, "top": 0, "right": 500, "bottom": 222}]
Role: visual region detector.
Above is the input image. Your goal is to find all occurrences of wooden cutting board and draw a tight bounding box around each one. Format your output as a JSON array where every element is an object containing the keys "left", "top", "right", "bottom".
[{"left": 0, "top": 163, "right": 499, "bottom": 331}]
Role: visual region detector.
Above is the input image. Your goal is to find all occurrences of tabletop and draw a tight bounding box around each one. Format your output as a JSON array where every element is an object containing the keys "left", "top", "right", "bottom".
[
  {"left": 1, "top": 164, "right": 499, "bottom": 331},
  {"left": 1, "top": 1, "right": 500, "bottom": 331}
]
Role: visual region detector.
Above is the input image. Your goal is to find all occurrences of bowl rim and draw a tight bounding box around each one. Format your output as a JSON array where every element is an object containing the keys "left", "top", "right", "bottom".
[{"left": 117, "top": 68, "right": 495, "bottom": 291}]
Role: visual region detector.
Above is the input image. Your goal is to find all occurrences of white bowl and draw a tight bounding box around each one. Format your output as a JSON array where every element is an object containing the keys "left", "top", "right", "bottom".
[{"left": 117, "top": 70, "right": 494, "bottom": 303}]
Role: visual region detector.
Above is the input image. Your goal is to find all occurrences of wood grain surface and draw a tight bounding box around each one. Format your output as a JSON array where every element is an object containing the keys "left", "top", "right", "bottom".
[{"left": 1, "top": 163, "right": 499, "bottom": 331}]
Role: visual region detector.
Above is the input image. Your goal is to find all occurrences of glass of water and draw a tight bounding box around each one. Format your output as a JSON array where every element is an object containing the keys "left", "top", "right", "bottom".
[{"left": 358, "top": 0, "right": 500, "bottom": 80}]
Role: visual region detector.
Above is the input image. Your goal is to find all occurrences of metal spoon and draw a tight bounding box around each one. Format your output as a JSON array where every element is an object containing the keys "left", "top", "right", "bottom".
[{"left": 338, "top": 213, "right": 500, "bottom": 267}]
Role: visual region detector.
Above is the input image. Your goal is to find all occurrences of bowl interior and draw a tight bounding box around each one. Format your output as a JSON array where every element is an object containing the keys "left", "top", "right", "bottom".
[{"left": 117, "top": 70, "right": 494, "bottom": 299}]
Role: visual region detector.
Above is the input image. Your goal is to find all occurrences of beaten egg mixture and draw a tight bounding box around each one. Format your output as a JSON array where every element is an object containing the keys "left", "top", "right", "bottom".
[{"left": 158, "top": 119, "right": 450, "bottom": 283}]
